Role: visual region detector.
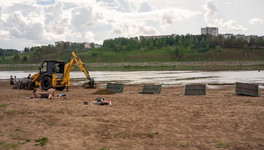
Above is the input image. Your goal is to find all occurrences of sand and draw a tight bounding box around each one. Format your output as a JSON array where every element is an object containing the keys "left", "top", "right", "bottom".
[{"left": 0, "top": 80, "right": 264, "bottom": 150}]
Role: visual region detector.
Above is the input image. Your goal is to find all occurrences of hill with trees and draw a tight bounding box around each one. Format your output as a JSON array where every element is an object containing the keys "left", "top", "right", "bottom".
[{"left": 0, "top": 34, "right": 264, "bottom": 64}]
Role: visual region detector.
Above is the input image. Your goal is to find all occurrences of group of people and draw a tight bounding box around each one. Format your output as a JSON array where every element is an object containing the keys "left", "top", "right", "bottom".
[
  {"left": 9, "top": 74, "right": 31, "bottom": 86},
  {"left": 33, "top": 86, "right": 63, "bottom": 99},
  {"left": 9, "top": 73, "right": 62, "bottom": 99},
  {"left": 9, "top": 75, "right": 17, "bottom": 86}
]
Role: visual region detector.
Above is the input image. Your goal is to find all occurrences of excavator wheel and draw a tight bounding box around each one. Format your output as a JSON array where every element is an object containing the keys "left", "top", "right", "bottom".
[
  {"left": 55, "top": 87, "right": 65, "bottom": 91},
  {"left": 41, "top": 76, "right": 52, "bottom": 91}
]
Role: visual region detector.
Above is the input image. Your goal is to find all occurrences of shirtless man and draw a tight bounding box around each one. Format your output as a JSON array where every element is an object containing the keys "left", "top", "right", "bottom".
[{"left": 33, "top": 87, "right": 50, "bottom": 99}]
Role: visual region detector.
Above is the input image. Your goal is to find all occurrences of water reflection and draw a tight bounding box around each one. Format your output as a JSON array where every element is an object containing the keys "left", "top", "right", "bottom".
[{"left": 0, "top": 70, "right": 263, "bottom": 86}]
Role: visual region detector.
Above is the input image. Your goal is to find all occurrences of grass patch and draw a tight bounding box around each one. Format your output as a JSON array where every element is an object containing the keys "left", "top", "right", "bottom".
[
  {"left": 0, "top": 104, "right": 9, "bottom": 108},
  {"left": 216, "top": 141, "right": 231, "bottom": 148},
  {"left": 112, "top": 132, "right": 130, "bottom": 138},
  {"left": 147, "top": 132, "right": 155, "bottom": 138},
  {"left": 100, "top": 147, "right": 110, "bottom": 150},
  {"left": 10, "top": 133, "right": 20, "bottom": 139},
  {"left": 17, "top": 111, "right": 26, "bottom": 114},
  {"left": 54, "top": 110, "right": 63, "bottom": 113},
  {"left": 4, "top": 110, "right": 16, "bottom": 115},
  {"left": 3, "top": 143, "right": 17, "bottom": 148},
  {"left": 4, "top": 110, "right": 26, "bottom": 115},
  {"left": 113, "top": 133, "right": 118, "bottom": 138},
  {"left": 35, "top": 137, "right": 48, "bottom": 146},
  {"left": 174, "top": 141, "right": 191, "bottom": 147}
]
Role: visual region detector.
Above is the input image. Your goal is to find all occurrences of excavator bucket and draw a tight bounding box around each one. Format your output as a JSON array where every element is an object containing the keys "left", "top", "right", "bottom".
[{"left": 82, "top": 78, "right": 96, "bottom": 88}]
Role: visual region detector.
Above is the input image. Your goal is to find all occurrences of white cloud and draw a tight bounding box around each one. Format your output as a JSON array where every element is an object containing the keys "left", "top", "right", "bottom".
[
  {"left": 249, "top": 18, "right": 264, "bottom": 25},
  {"left": 110, "top": 23, "right": 158, "bottom": 37},
  {"left": 204, "top": 0, "right": 247, "bottom": 32},
  {"left": 138, "top": 2, "right": 152, "bottom": 12},
  {"left": 4, "top": 11, "right": 45, "bottom": 40},
  {"left": 2, "top": 0, "right": 262, "bottom": 50}
]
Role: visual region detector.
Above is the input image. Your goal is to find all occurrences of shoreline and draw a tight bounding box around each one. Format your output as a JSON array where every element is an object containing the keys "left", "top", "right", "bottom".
[{"left": 0, "top": 61, "right": 263, "bottom": 71}]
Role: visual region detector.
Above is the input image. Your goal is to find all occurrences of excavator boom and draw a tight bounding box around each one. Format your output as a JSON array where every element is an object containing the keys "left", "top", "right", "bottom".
[{"left": 63, "top": 51, "right": 95, "bottom": 88}]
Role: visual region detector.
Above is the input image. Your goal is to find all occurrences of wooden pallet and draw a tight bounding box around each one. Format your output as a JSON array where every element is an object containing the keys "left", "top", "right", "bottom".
[
  {"left": 106, "top": 83, "right": 124, "bottom": 93},
  {"left": 141, "top": 84, "right": 162, "bottom": 94},
  {"left": 235, "top": 82, "right": 259, "bottom": 97},
  {"left": 185, "top": 84, "right": 206, "bottom": 95}
]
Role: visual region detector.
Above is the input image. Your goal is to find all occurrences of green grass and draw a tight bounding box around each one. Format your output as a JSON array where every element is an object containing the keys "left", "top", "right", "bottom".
[
  {"left": 35, "top": 137, "right": 48, "bottom": 146},
  {"left": 4, "top": 110, "right": 16, "bottom": 115},
  {"left": 147, "top": 132, "right": 155, "bottom": 138},
  {"left": 1, "top": 47, "right": 264, "bottom": 65},
  {"left": 3, "top": 143, "right": 17, "bottom": 148},
  {"left": 4, "top": 110, "right": 26, "bottom": 115},
  {"left": 100, "top": 147, "right": 110, "bottom": 150},
  {"left": 54, "top": 110, "right": 63, "bottom": 113},
  {"left": 10, "top": 133, "right": 20, "bottom": 139},
  {"left": 216, "top": 141, "right": 231, "bottom": 148},
  {"left": 0, "top": 103, "right": 9, "bottom": 108}
]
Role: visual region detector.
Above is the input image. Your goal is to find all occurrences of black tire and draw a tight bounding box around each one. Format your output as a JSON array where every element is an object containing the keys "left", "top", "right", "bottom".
[
  {"left": 55, "top": 86, "right": 65, "bottom": 91},
  {"left": 41, "top": 76, "right": 52, "bottom": 91}
]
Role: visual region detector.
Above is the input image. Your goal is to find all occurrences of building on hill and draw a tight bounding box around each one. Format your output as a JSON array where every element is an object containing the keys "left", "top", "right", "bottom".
[
  {"left": 84, "top": 42, "right": 91, "bottom": 49},
  {"left": 246, "top": 35, "right": 258, "bottom": 42},
  {"left": 235, "top": 34, "right": 246, "bottom": 39},
  {"left": 223, "top": 33, "right": 233, "bottom": 39},
  {"left": 201, "top": 27, "right": 218, "bottom": 36},
  {"left": 84, "top": 42, "right": 102, "bottom": 49}
]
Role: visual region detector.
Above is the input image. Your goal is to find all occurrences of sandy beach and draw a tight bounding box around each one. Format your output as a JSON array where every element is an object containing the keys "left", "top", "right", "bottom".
[{"left": 0, "top": 80, "right": 264, "bottom": 150}]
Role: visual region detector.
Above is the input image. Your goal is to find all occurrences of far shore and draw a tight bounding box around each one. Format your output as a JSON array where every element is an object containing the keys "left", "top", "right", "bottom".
[{"left": 0, "top": 61, "right": 264, "bottom": 71}]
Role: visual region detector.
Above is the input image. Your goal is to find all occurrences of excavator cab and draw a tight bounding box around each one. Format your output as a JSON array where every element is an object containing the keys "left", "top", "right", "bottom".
[{"left": 39, "top": 60, "right": 66, "bottom": 91}]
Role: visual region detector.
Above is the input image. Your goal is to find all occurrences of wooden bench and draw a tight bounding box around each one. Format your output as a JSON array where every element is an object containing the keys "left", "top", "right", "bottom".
[
  {"left": 185, "top": 84, "right": 206, "bottom": 95},
  {"left": 106, "top": 83, "right": 124, "bottom": 93},
  {"left": 141, "top": 84, "right": 162, "bottom": 94},
  {"left": 235, "top": 82, "right": 259, "bottom": 97}
]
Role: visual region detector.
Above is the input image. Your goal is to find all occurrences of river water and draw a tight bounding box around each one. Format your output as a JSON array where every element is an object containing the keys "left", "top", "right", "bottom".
[{"left": 1, "top": 70, "right": 263, "bottom": 87}]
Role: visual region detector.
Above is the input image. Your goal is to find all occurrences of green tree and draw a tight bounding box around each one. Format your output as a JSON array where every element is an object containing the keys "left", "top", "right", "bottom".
[
  {"left": 149, "top": 40, "right": 154, "bottom": 49},
  {"left": 243, "top": 44, "right": 248, "bottom": 50},
  {"left": 22, "top": 56, "right": 28, "bottom": 62},
  {"left": 13, "top": 53, "right": 20, "bottom": 61},
  {"left": 174, "top": 46, "right": 182, "bottom": 59},
  {"left": 216, "top": 45, "right": 222, "bottom": 54}
]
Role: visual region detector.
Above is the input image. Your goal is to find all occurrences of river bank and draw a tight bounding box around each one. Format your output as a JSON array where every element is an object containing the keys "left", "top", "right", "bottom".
[{"left": 0, "top": 61, "right": 264, "bottom": 71}]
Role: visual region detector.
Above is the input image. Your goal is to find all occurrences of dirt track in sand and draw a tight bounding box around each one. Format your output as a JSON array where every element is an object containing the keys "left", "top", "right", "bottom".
[{"left": 0, "top": 81, "right": 264, "bottom": 150}]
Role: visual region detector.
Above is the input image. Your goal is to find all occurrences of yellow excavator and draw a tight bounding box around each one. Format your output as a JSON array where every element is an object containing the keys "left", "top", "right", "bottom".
[{"left": 30, "top": 51, "right": 95, "bottom": 91}]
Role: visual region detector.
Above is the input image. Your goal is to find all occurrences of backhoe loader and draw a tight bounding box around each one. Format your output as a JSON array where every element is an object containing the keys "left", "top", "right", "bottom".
[{"left": 29, "top": 51, "right": 95, "bottom": 91}]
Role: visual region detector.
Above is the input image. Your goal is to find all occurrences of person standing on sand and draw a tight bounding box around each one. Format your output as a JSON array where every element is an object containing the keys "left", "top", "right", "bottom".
[
  {"left": 14, "top": 76, "right": 17, "bottom": 84},
  {"left": 9, "top": 75, "right": 14, "bottom": 86},
  {"left": 27, "top": 74, "right": 31, "bottom": 79}
]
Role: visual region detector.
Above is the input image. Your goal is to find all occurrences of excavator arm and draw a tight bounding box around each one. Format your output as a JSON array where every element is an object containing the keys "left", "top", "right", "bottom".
[{"left": 63, "top": 51, "right": 95, "bottom": 88}]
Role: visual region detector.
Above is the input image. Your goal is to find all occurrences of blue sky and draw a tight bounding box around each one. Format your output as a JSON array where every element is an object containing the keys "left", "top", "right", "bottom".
[{"left": 0, "top": 0, "right": 263, "bottom": 50}]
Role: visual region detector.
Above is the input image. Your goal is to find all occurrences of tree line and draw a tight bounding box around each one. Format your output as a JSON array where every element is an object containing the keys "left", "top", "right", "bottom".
[
  {"left": 0, "top": 34, "right": 264, "bottom": 63},
  {"left": 102, "top": 34, "right": 264, "bottom": 52}
]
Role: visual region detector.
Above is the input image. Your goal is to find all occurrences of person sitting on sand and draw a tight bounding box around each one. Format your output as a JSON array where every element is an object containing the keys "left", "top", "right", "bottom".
[
  {"left": 33, "top": 87, "right": 51, "bottom": 99},
  {"left": 9, "top": 75, "right": 14, "bottom": 86},
  {"left": 33, "top": 86, "right": 64, "bottom": 99},
  {"left": 47, "top": 88, "right": 63, "bottom": 99}
]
